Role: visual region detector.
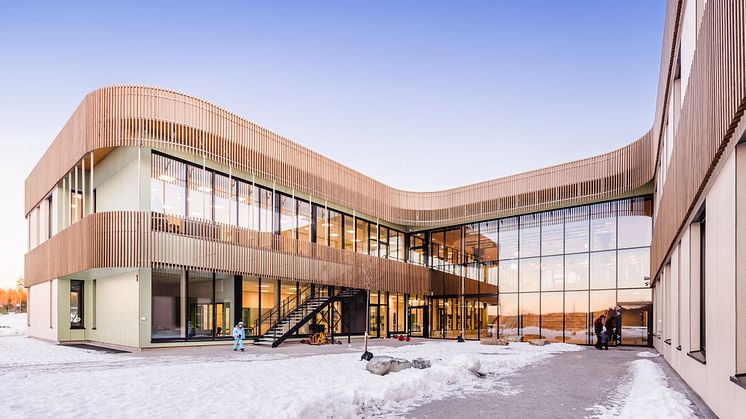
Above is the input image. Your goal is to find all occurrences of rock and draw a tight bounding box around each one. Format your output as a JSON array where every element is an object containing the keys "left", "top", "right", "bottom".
[
  {"left": 528, "top": 339, "right": 549, "bottom": 346},
  {"left": 412, "top": 358, "right": 431, "bottom": 369},
  {"left": 505, "top": 335, "right": 523, "bottom": 342},
  {"left": 366, "top": 356, "right": 412, "bottom": 375},
  {"left": 481, "top": 338, "right": 509, "bottom": 346}
]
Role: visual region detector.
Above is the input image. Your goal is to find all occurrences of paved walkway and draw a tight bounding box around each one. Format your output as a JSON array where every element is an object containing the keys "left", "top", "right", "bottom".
[{"left": 408, "top": 346, "right": 716, "bottom": 419}]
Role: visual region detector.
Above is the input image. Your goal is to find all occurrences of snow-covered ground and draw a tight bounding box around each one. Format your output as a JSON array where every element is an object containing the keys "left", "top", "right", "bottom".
[
  {"left": 590, "top": 359, "right": 695, "bottom": 419},
  {"left": 0, "top": 312, "right": 27, "bottom": 336},
  {"left": 0, "top": 314, "right": 581, "bottom": 419}
]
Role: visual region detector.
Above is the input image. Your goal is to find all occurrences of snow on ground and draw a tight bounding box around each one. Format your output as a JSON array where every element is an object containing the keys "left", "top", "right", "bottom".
[
  {"left": 0, "top": 313, "right": 27, "bottom": 336},
  {"left": 636, "top": 351, "right": 660, "bottom": 358},
  {"left": 0, "top": 332, "right": 581, "bottom": 419},
  {"left": 590, "top": 359, "right": 695, "bottom": 419}
]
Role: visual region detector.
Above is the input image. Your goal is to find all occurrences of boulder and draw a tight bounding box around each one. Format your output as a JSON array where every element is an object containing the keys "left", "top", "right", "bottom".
[
  {"left": 481, "top": 338, "right": 509, "bottom": 346},
  {"left": 505, "top": 335, "right": 523, "bottom": 342},
  {"left": 366, "top": 356, "right": 412, "bottom": 376},
  {"left": 412, "top": 358, "right": 431, "bottom": 369},
  {"left": 528, "top": 339, "right": 549, "bottom": 346}
]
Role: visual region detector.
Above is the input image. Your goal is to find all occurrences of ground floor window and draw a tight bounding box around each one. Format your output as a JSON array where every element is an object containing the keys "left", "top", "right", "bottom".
[{"left": 70, "top": 280, "right": 84, "bottom": 329}]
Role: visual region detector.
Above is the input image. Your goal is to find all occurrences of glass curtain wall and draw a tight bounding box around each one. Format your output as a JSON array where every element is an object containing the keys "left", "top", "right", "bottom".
[{"left": 489, "top": 197, "right": 652, "bottom": 345}]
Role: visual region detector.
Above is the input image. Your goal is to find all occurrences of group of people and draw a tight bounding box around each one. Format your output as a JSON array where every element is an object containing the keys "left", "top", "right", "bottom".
[{"left": 593, "top": 314, "right": 621, "bottom": 350}]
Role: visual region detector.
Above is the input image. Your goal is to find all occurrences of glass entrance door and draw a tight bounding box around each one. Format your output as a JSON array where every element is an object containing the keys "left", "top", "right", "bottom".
[
  {"left": 369, "top": 306, "right": 387, "bottom": 338},
  {"left": 619, "top": 303, "right": 651, "bottom": 346},
  {"left": 409, "top": 306, "right": 426, "bottom": 337}
]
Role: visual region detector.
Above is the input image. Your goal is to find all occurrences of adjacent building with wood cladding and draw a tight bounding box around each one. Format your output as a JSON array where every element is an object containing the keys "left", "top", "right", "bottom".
[{"left": 21, "top": 1, "right": 746, "bottom": 416}]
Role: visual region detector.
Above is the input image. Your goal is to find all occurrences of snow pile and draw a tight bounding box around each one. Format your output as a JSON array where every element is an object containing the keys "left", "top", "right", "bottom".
[
  {"left": 591, "top": 359, "right": 695, "bottom": 419},
  {"left": 636, "top": 351, "right": 660, "bottom": 358},
  {"left": 0, "top": 340, "right": 580, "bottom": 419},
  {"left": 0, "top": 313, "right": 27, "bottom": 336}
]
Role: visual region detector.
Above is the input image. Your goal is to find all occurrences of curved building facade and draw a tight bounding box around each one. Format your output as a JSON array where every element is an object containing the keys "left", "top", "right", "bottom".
[{"left": 22, "top": 1, "right": 746, "bottom": 416}]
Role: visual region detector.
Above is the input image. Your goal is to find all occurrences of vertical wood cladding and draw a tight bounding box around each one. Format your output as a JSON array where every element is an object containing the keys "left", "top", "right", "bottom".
[
  {"left": 24, "top": 86, "right": 654, "bottom": 228},
  {"left": 651, "top": 0, "right": 746, "bottom": 278}
]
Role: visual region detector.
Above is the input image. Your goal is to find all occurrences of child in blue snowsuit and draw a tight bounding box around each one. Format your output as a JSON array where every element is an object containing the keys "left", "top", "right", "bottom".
[{"left": 233, "top": 322, "right": 246, "bottom": 351}]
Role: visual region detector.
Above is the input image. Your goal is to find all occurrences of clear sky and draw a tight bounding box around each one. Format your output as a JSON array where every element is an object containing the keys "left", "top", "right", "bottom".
[{"left": 0, "top": 1, "right": 665, "bottom": 288}]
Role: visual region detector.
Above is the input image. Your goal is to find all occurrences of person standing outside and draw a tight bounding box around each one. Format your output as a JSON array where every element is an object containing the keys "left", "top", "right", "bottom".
[
  {"left": 233, "top": 321, "right": 246, "bottom": 352},
  {"left": 594, "top": 315, "right": 606, "bottom": 349}
]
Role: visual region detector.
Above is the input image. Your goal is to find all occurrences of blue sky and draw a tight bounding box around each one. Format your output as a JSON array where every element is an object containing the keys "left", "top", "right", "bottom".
[{"left": 0, "top": 1, "right": 665, "bottom": 287}]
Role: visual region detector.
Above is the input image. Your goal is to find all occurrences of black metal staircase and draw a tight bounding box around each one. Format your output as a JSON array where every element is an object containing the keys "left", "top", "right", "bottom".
[{"left": 253, "top": 286, "right": 363, "bottom": 348}]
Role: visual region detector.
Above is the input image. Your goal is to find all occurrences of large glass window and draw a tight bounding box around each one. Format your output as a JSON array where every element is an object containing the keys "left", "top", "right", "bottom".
[
  {"left": 343, "top": 214, "right": 354, "bottom": 251},
  {"left": 565, "top": 206, "right": 589, "bottom": 253},
  {"left": 498, "top": 293, "right": 518, "bottom": 336},
  {"left": 540, "top": 256, "right": 563, "bottom": 291},
  {"left": 565, "top": 253, "right": 589, "bottom": 290},
  {"left": 214, "top": 173, "right": 235, "bottom": 225},
  {"left": 152, "top": 269, "right": 185, "bottom": 339},
  {"left": 541, "top": 210, "right": 564, "bottom": 256},
  {"left": 355, "top": 218, "right": 370, "bottom": 254},
  {"left": 519, "top": 293, "right": 540, "bottom": 338},
  {"left": 519, "top": 257, "right": 540, "bottom": 292},
  {"left": 214, "top": 273, "right": 234, "bottom": 337},
  {"left": 241, "top": 277, "right": 260, "bottom": 336},
  {"left": 564, "top": 291, "right": 589, "bottom": 344},
  {"left": 277, "top": 194, "right": 295, "bottom": 238},
  {"left": 408, "top": 233, "right": 426, "bottom": 265},
  {"left": 617, "top": 197, "right": 652, "bottom": 249},
  {"left": 329, "top": 209, "right": 342, "bottom": 249},
  {"left": 519, "top": 214, "right": 541, "bottom": 258},
  {"left": 70, "top": 280, "right": 84, "bottom": 329},
  {"left": 151, "top": 154, "right": 186, "bottom": 216},
  {"left": 590, "top": 290, "right": 617, "bottom": 329},
  {"left": 590, "top": 202, "right": 616, "bottom": 251},
  {"left": 618, "top": 248, "right": 650, "bottom": 288},
  {"left": 314, "top": 205, "right": 328, "bottom": 246},
  {"left": 187, "top": 271, "right": 213, "bottom": 338},
  {"left": 541, "top": 292, "right": 563, "bottom": 342},
  {"left": 187, "top": 166, "right": 213, "bottom": 221},
  {"left": 237, "top": 181, "right": 256, "bottom": 230},
  {"left": 297, "top": 200, "right": 311, "bottom": 255},
  {"left": 499, "top": 260, "right": 519, "bottom": 292},
  {"left": 499, "top": 217, "right": 519, "bottom": 260},
  {"left": 478, "top": 220, "right": 498, "bottom": 262},
  {"left": 591, "top": 251, "right": 616, "bottom": 289},
  {"left": 258, "top": 187, "right": 273, "bottom": 233},
  {"left": 444, "top": 227, "right": 462, "bottom": 274}
]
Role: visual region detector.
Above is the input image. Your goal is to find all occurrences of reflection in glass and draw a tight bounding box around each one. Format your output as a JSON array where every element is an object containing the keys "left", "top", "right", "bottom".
[
  {"left": 591, "top": 251, "right": 616, "bottom": 289},
  {"left": 565, "top": 206, "right": 589, "bottom": 253},
  {"left": 590, "top": 202, "right": 616, "bottom": 251},
  {"left": 151, "top": 154, "right": 186, "bottom": 217},
  {"left": 564, "top": 291, "right": 589, "bottom": 344},
  {"left": 329, "top": 209, "right": 342, "bottom": 249},
  {"left": 617, "top": 197, "right": 652, "bottom": 249},
  {"left": 499, "top": 260, "right": 519, "bottom": 292},
  {"left": 478, "top": 220, "right": 499, "bottom": 262},
  {"left": 187, "top": 166, "right": 213, "bottom": 220},
  {"left": 541, "top": 292, "right": 563, "bottom": 342},
  {"left": 590, "top": 290, "right": 617, "bottom": 334},
  {"left": 499, "top": 293, "right": 518, "bottom": 336},
  {"left": 314, "top": 205, "right": 328, "bottom": 246},
  {"left": 519, "top": 293, "right": 540, "bottom": 339},
  {"left": 520, "top": 214, "right": 541, "bottom": 258},
  {"left": 152, "top": 269, "right": 185, "bottom": 339},
  {"left": 214, "top": 173, "right": 234, "bottom": 225},
  {"left": 499, "top": 217, "right": 519, "bottom": 259},
  {"left": 356, "top": 218, "right": 370, "bottom": 254},
  {"left": 519, "top": 258, "right": 540, "bottom": 292},
  {"left": 565, "top": 253, "right": 589, "bottom": 290},
  {"left": 541, "top": 256, "right": 563, "bottom": 291},
  {"left": 541, "top": 210, "right": 564, "bottom": 256},
  {"left": 618, "top": 289, "right": 652, "bottom": 345},
  {"left": 618, "top": 248, "right": 650, "bottom": 288}
]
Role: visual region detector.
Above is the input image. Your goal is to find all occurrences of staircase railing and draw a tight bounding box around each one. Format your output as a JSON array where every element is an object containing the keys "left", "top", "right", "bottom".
[{"left": 254, "top": 284, "right": 309, "bottom": 336}]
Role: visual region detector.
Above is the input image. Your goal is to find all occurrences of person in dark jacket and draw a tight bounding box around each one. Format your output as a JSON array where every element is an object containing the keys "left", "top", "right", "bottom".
[
  {"left": 605, "top": 316, "right": 617, "bottom": 346},
  {"left": 594, "top": 315, "right": 606, "bottom": 349}
]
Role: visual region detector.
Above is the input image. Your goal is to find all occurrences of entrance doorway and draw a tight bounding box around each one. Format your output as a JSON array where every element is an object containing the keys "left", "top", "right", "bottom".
[
  {"left": 618, "top": 303, "right": 652, "bottom": 346},
  {"left": 369, "top": 305, "right": 387, "bottom": 338},
  {"left": 409, "top": 306, "right": 428, "bottom": 337}
]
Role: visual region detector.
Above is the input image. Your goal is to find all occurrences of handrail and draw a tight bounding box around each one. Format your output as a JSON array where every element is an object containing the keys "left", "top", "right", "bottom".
[{"left": 254, "top": 283, "right": 313, "bottom": 338}]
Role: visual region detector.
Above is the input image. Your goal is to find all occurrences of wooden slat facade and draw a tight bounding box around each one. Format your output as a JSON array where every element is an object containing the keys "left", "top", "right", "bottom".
[
  {"left": 24, "top": 211, "right": 431, "bottom": 292},
  {"left": 24, "top": 86, "right": 655, "bottom": 229},
  {"left": 650, "top": 0, "right": 746, "bottom": 278}
]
